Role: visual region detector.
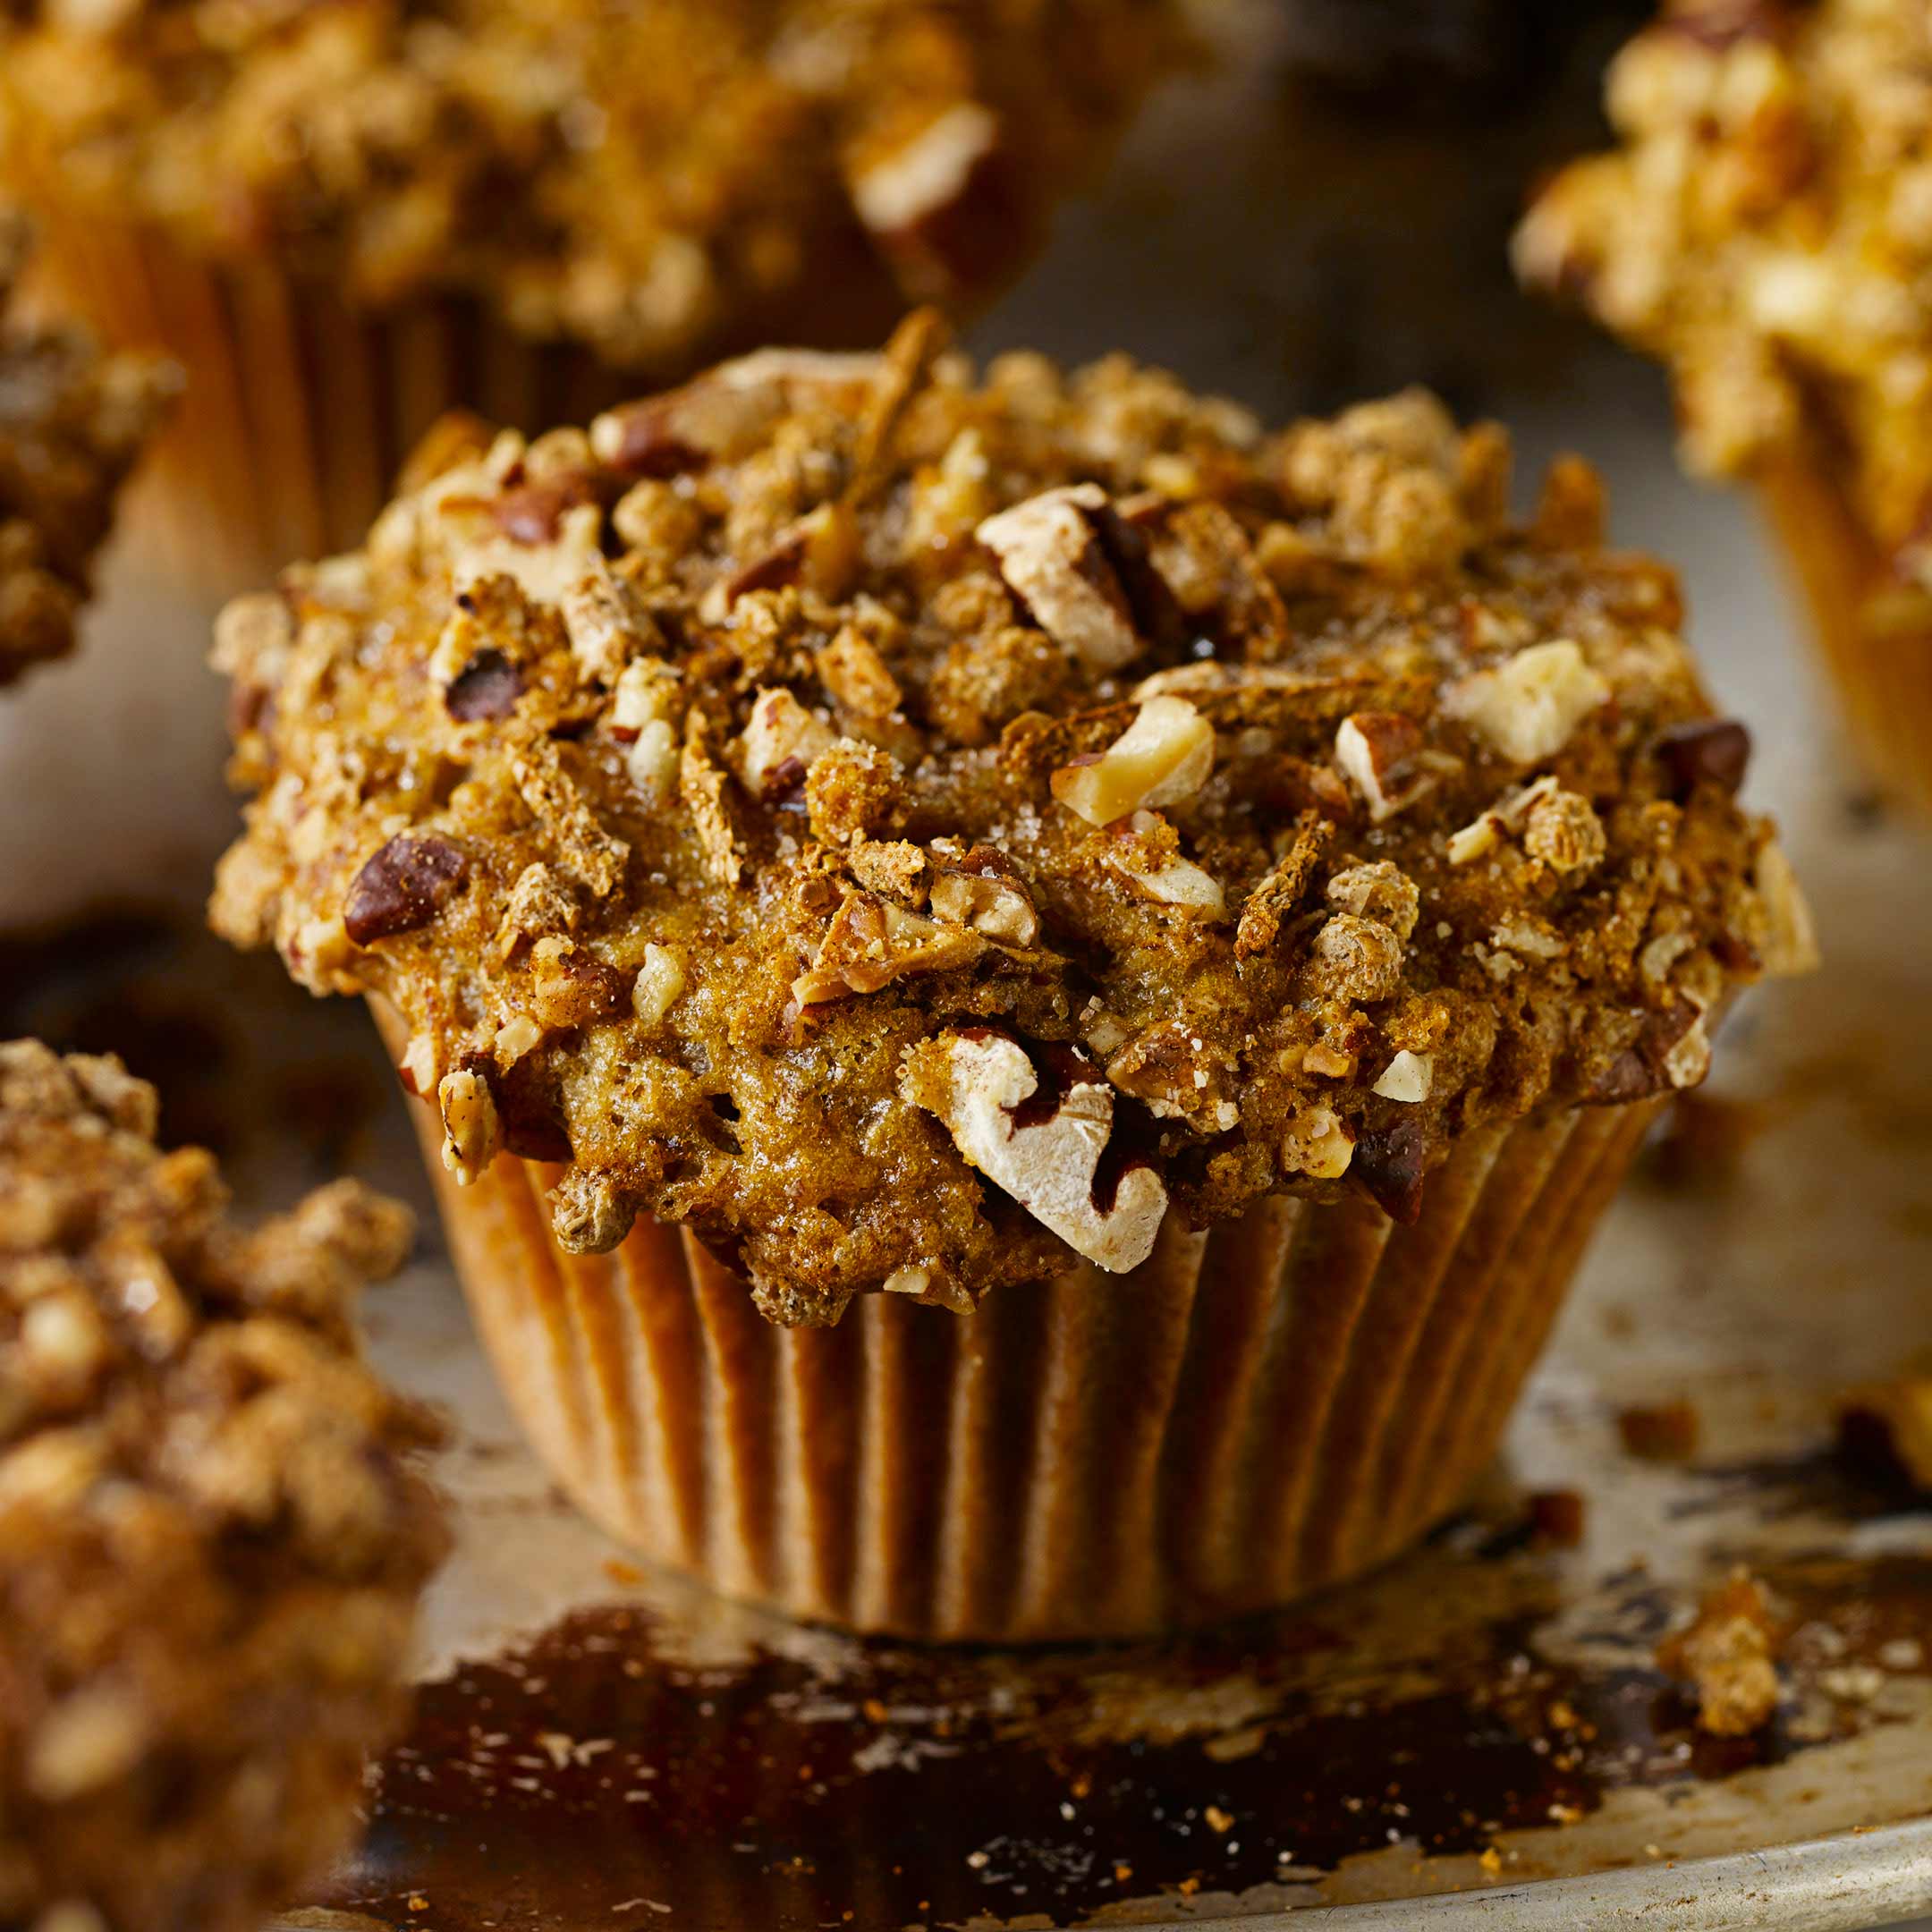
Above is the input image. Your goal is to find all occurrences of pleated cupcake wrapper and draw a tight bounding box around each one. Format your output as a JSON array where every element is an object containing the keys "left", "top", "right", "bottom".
[
  {"left": 1757, "top": 432, "right": 1932, "bottom": 818},
  {"left": 377, "top": 1004, "right": 1657, "bottom": 1640},
  {"left": 16, "top": 202, "right": 629, "bottom": 602}
]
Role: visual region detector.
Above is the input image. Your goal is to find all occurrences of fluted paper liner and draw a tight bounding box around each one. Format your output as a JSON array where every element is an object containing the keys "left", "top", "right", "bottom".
[
  {"left": 1758, "top": 432, "right": 1932, "bottom": 818},
  {"left": 376, "top": 1008, "right": 1658, "bottom": 1640},
  {"left": 16, "top": 207, "right": 628, "bottom": 602}
]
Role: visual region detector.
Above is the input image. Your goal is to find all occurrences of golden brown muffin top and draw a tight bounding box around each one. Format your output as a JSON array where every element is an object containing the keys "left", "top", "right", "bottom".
[
  {"left": 1517, "top": 0, "right": 1932, "bottom": 569},
  {"left": 0, "top": 1039, "right": 445, "bottom": 1932},
  {"left": 210, "top": 319, "right": 1815, "bottom": 1328},
  {"left": 0, "top": 211, "right": 172, "bottom": 688},
  {"left": 0, "top": 0, "right": 1182, "bottom": 369}
]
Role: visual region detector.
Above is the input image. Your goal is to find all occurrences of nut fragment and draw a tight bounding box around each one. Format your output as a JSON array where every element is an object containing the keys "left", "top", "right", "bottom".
[
  {"left": 1334, "top": 712, "right": 1436, "bottom": 823},
  {"left": 792, "top": 893, "right": 985, "bottom": 1007},
  {"left": 851, "top": 102, "right": 1001, "bottom": 245},
  {"left": 928, "top": 857, "right": 1041, "bottom": 945},
  {"left": 1443, "top": 640, "right": 1612, "bottom": 764},
  {"left": 737, "top": 688, "right": 838, "bottom": 801},
  {"left": 1282, "top": 1104, "right": 1354, "bottom": 1181},
  {"left": 978, "top": 484, "right": 1140, "bottom": 672},
  {"left": 1372, "top": 1050, "right": 1434, "bottom": 1102},
  {"left": 633, "top": 944, "right": 687, "bottom": 1025},
  {"left": 343, "top": 835, "right": 468, "bottom": 947},
  {"left": 1655, "top": 718, "right": 1752, "bottom": 800},
  {"left": 906, "top": 1030, "right": 1167, "bottom": 1273},
  {"left": 1106, "top": 812, "right": 1226, "bottom": 916},
  {"left": 437, "top": 1069, "right": 500, "bottom": 1185},
  {"left": 1052, "top": 695, "right": 1215, "bottom": 826},
  {"left": 1656, "top": 1569, "right": 1782, "bottom": 1738}
]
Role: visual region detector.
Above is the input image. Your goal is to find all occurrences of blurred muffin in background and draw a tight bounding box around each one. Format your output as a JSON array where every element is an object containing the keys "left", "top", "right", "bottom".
[
  {"left": 0, "top": 209, "right": 172, "bottom": 689},
  {"left": 1518, "top": 0, "right": 1932, "bottom": 817},
  {"left": 0, "top": 1039, "right": 445, "bottom": 1932},
  {"left": 0, "top": 0, "right": 1186, "bottom": 597}
]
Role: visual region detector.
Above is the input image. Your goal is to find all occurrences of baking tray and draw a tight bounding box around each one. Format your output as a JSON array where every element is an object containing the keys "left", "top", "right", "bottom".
[{"left": 6, "top": 6, "right": 1932, "bottom": 1922}]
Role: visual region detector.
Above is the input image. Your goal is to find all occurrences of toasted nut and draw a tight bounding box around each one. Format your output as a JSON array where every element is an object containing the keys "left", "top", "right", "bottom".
[
  {"left": 626, "top": 720, "right": 680, "bottom": 801},
  {"left": 1372, "top": 1050, "right": 1434, "bottom": 1102},
  {"left": 792, "top": 893, "right": 985, "bottom": 1007},
  {"left": 493, "top": 1016, "right": 545, "bottom": 1066},
  {"left": 343, "top": 835, "right": 468, "bottom": 947},
  {"left": 929, "top": 863, "right": 1041, "bottom": 945},
  {"left": 850, "top": 839, "right": 933, "bottom": 905},
  {"left": 1052, "top": 695, "right": 1215, "bottom": 826},
  {"left": 633, "top": 943, "right": 687, "bottom": 1025},
  {"left": 907, "top": 1030, "right": 1167, "bottom": 1272},
  {"left": 1446, "top": 773, "right": 1563, "bottom": 867},
  {"left": 736, "top": 688, "right": 837, "bottom": 801},
  {"left": 852, "top": 102, "right": 1000, "bottom": 241},
  {"left": 978, "top": 484, "right": 1140, "bottom": 671},
  {"left": 1282, "top": 1104, "right": 1354, "bottom": 1180},
  {"left": 1302, "top": 1043, "right": 1357, "bottom": 1080},
  {"left": 561, "top": 562, "right": 657, "bottom": 685},
  {"left": 437, "top": 1069, "right": 500, "bottom": 1185},
  {"left": 1444, "top": 640, "right": 1612, "bottom": 764},
  {"left": 1106, "top": 812, "right": 1226, "bottom": 916},
  {"left": 1335, "top": 712, "right": 1436, "bottom": 823}
]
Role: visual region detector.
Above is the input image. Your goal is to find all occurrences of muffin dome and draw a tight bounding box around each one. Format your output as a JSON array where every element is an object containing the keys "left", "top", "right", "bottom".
[{"left": 211, "top": 318, "right": 1813, "bottom": 1327}]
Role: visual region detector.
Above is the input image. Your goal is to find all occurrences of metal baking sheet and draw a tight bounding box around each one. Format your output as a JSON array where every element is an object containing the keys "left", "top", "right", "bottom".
[{"left": 6, "top": 5, "right": 1932, "bottom": 1922}]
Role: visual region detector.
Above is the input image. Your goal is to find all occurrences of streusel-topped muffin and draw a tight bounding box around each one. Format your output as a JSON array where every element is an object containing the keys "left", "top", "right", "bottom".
[
  {"left": 1517, "top": 0, "right": 1932, "bottom": 810},
  {"left": 0, "top": 1040, "right": 445, "bottom": 1931},
  {"left": 0, "top": 1, "right": 1183, "bottom": 593},
  {"left": 0, "top": 212, "right": 171, "bottom": 688},
  {"left": 210, "top": 320, "right": 1811, "bottom": 1635}
]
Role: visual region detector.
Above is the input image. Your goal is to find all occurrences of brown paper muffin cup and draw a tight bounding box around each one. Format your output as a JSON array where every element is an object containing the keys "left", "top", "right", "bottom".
[
  {"left": 377, "top": 1006, "right": 1657, "bottom": 1640},
  {"left": 1757, "top": 439, "right": 1932, "bottom": 818},
  {"left": 16, "top": 208, "right": 632, "bottom": 602}
]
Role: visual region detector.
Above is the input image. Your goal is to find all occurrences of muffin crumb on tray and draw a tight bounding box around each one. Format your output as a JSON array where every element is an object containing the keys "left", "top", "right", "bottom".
[
  {"left": 212, "top": 315, "right": 1813, "bottom": 1329},
  {"left": 0, "top": 1039, "right": 445, "bottom": 1932},
  {"left": 0, "top": 211, "right": 173, "bottom": 688}
]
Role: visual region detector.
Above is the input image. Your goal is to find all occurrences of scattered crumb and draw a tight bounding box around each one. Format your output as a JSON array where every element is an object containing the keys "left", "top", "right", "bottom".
[
  {"left": 1204, "top": 1805, "right": 1234, "bottom": 1835},
  {"left": 1528, "top": 1487, "right": 1586, "bottom": 1547},
  {"left": 603, "top": 1558, "right": 646, "bottom": 1587},
  {"left": 1479, "top": 1846, "right": 1502, "bottom": 1876},
  {"left": 1617, "top": 1401, "right": 1700, "bottom": 1463},
  {"left": 1837, "top": 1377, "right": 1932, "bottom": 1492},
  {"left": 1656, "top": 1568, "right": 1783, "bottom": 1737}
]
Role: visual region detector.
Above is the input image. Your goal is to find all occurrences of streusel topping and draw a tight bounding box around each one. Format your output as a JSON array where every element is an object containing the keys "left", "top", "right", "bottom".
[
  {"left": 1517, "top": 0, "right": 1932, "bottom": 573},
  {"left": 0, "top": 1039, "right": 445, "bottom": 1932},
  {"left": 0, "top": 211, "right": 172, "bottom": 686},
  {"left": 211, "top": 318, "right": 1813, "bottom": 1327},
  {"left": 0, "top": 0, "right": 1181, "bottom": 369}
]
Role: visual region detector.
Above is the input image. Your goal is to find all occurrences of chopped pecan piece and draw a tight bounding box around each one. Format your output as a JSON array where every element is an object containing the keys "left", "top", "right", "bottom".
[
  {"left": 904, "top": 1030, "right": 1167, "bottom": 1272},
  {"left": 978, "top": 484, "right": 1141, "bottom": 672},
  {"left": 343, "top": 835, "right": 468, "bottom": 947},
  {"left": 1334, "top": 711, "right": 1436, "bottom": 823},
  {"left": 792, "top": 892, "right": 986, "bottom": 1007},
  {"left": 1051, "top": 695, "right": 1215, "bottom": 826},
  {"left": 1444, "top": 640, "right": 1612, "bottom": 764}
]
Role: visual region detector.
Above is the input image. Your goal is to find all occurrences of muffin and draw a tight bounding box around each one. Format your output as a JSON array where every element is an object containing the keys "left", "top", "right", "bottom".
[
  {"left": 1516, "top": 0, "right": 1932, "bottom": 814},
  {"left": 0, "top": 1039, "right": 446, "bottom": 1931},
  {"left": 208, "top": 318, "right": 1814, "bottom": 1640},
  {"left": 0, "top": 209, "right": 172, "bottom": 688},
  {"left": 0, "top": 0, "right": 1182, "bottom": 599}
]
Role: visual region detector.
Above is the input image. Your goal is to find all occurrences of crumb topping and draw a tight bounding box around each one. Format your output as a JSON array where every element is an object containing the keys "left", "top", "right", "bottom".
[
  {"left": 1517, "top": 0, "right": 1932, "bottom": 572},
  {"left": 0, "top": 1, "right": 1182, "bottom": 369},
  {"left": 211, "top": 317, "right": 1811, "bottom": 1327},
  {"left": 0, "top": 1039, "right": 445, "bottom": 1931},
  {"left": 0, "top": 210, "right": 172, "bottom": 688}
]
